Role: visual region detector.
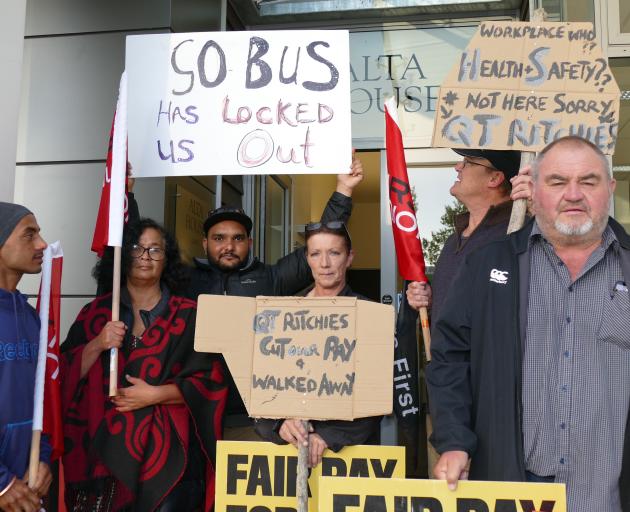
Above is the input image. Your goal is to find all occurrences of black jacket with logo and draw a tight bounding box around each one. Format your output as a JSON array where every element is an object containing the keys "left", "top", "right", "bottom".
[
  {"left": 427, "top": 218, "right": 630, "bottom": 511},
  {"left": 430, "top": 200, "right": 513, "bottom": 324}
]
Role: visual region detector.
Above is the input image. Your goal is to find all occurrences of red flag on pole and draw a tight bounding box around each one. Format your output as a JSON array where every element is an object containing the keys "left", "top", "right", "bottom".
[
  {"left": 384, "top": 97, "right": 428, "bottom": 283},
  {"left": 91, "top": 72, "right": 128, "bottom": 256},
  {"left": 44, "top": 244, "right": 63, "bottom": 460},
  {"left": 35, "top": 241, "right": 64, "bottom": 461}
]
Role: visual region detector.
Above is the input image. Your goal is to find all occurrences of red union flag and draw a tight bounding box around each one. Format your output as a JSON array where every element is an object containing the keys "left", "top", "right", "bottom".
[
  {"left": 91, "top": 71, "right": 128, "bottom": 255},
  {"left": 35, "top": 241, "right": 64, "bottom": 460},
  {"left": 384, "top": 97, "right": 428, "bottom": 283}
]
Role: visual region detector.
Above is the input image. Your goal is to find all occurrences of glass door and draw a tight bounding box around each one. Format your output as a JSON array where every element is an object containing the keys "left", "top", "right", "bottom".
[{"left": 259, "top": 175, "right": 291, "bottom": 263}]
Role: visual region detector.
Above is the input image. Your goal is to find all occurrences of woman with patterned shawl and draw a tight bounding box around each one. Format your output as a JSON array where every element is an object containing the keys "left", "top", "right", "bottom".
[{"left": 61, "top": 219, "right": 227, "bottom": 511}]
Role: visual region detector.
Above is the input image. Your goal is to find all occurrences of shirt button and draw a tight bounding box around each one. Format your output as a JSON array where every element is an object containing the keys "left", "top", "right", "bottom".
[
  {"left": 560, "top": 457, "right": 565, "bottom": 464},
  {"left": 564, "top": 351, "right": 570, "bottom": 358},
  {"left": 568, "top": 285, "right": 573, "bottom": 292},
  {"left": 566, "top": 316, "right": 571, "bottom": 323},
  {"left": 560, "top": 422, "right": 566, "bottom": 429},
  {"left": 558, "top": 261, "right": 564, "bottom": 266},
  {"left": 561, "top": 384, "right": 568, "bottom": 391}
]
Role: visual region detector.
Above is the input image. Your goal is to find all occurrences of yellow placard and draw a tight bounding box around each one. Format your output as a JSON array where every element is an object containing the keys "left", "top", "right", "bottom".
[
  {"left": 319, "top": 476, "right": 566, "bottom": 512},
  {"left": 215, "top": 441, "right": 405, "bottom": 512}
]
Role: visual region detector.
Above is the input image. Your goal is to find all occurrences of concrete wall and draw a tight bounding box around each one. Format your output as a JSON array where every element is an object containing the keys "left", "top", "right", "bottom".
[
  {"left": 0, "top": 0, "right": 26, "bottom": 201},
  {"left": 15, "top": 0, "right": 171, "bottom": 336}
]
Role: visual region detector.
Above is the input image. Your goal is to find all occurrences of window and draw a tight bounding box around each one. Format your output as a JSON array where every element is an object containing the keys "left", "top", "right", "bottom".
[
  {"left": 264, "top": 176, "right": 289, "bottom": 263},
  {"left": 608, "top": 0, "right": 630, "bottom": 46},
  {"left": 595, "top": 0, "right": 630, "bottom": 57}
]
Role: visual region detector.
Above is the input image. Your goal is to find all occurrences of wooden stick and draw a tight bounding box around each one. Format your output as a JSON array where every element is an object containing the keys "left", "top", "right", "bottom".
[
  {"left": 109, "top": 245, "right": 122, "bottom": 397},
  {"left": 419, "top": 306, "right": 431, "bottom": 361},
  {"left": 27, "top": 430, "right": 41, "bottom": 487},
  {"left": 296, "top": 420, "right": 310, "bottom": 512},
  {"left": 507, "top": 152, "right": 536, "bottom": 234},
  {"left": 506, "top": 10, "right": 546, "bottom": 234}
]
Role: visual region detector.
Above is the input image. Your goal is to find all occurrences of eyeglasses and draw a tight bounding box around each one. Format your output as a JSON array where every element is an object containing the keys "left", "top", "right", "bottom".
[
  {"left": 305, "top": 220, "right": 348, "bottom": 231},
  {"left": 461, "top": 157, "right": 497, "bottom": 171},
  {"left": 207, "top": 206, "right": 247, "bottom": 217},
  {"left": 305, "top": 221, "right": 352, "bottom": 246},
  {"left": 130, "top": 244, "right": 165, "bottom": 261}
]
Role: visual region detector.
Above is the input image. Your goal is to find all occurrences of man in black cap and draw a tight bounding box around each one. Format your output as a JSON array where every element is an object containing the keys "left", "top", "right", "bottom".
[
  {"left": 188, "top": 156, "right": 364, "bottom": 439},
  {"left": 406, "top": 149, "right": 531, "bottom": 323},
  {"left": 0, "top": 202, "right": 52, "bottom": 512}
]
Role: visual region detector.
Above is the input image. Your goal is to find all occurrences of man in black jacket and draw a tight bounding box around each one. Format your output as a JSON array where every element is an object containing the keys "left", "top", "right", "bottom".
[
  {"left": 187, "top": 160, "right": 362, "bottom": 300},
  {"left": 191, "top": 157, "right": 364, "bottom": 438},
  {"left": 427, "top": 136, "right": 630, "bottom": 512},
  {"left": 405, "top": 149, "right": 530, "bottom": 324}
]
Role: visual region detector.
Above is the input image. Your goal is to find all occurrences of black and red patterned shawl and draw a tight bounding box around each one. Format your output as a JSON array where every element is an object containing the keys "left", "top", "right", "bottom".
[{"left": 61, "top": 293, "right": 227, "bottom": 511}]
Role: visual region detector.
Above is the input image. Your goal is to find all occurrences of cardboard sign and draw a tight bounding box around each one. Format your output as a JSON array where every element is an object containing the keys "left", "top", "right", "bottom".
[
  {"left": 319, "top": 476, "right": 567, "bottom": 512},
  {"left": 126, "top": 31, "right": 352, "bottom": 177},
  {"left": 194, "top": 295, "right": 394, "bottom": 420},
  {"left": 215, "top": 441, "right": 405, "bottom": 512},
  {"left": 432, "top": 21, "right": 620, "bottom": 154}
]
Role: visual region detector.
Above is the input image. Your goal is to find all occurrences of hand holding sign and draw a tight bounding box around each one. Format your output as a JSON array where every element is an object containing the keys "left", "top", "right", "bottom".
[
  {"left": 195, "top": 295, "right": 394, "bottom": 512},
  {"left": 336, "top": 151, "right": 364, "bottom": 196},
  {"left": 279, "top": 418, "right": 312, "bottom": 448}
]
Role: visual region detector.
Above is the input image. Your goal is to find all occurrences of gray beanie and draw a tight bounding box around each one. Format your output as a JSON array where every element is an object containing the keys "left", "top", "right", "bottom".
[{"left": 0, "top": 202, "right": 33, "bottom": 246}]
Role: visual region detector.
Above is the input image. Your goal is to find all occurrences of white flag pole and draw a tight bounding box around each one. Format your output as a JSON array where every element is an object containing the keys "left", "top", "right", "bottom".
[
  {"left": 29, "top": 242, "right": 55, "bottom": 486},
  {"left": 109, "top": 71, "right": 127, "bottom": 397}
]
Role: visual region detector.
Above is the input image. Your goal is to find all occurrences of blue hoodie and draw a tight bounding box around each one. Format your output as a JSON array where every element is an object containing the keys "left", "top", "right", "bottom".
[{"left": 0, "top": 288, "right": 51, "bottom": 490}]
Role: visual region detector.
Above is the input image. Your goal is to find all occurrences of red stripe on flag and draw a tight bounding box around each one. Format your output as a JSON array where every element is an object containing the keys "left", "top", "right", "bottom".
[
  {"left": 43, "top": 255, "right": 64, "bottom": 460},
  {"left": 91, "top": 117, "right": 115, "bottom": 256},
  {"left": 91, "top": 114, "right": 129, "bottom": 256},
  {"left": 35, "top": 250, "right": 64, "bottom": 461},
  {"left": 385, "top": 101, "right": 428, "bottom": 283}
]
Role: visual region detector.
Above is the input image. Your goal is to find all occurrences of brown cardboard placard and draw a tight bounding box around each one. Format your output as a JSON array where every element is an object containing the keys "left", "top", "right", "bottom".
[
  {"left": 432, "top": 21, "right": 620, "bottom": 154},
  {"left": 194, "top": 295, "right": 394, "bottom": 421}
]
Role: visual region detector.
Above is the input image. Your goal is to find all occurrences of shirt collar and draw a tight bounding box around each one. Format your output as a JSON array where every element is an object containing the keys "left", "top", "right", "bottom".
[{"left": 121, "top": 284, "right": 171, "bottom": 330}]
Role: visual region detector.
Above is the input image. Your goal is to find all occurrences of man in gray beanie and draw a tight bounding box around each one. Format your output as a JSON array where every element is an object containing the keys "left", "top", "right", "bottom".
[{"left": 0, "top": 202, "right": 52, "bottom": 511}]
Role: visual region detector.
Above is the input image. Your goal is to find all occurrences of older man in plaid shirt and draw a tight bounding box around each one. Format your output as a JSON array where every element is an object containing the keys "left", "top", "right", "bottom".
[{"left": 427, "top": 135, "right": 630, "bottom": 512}]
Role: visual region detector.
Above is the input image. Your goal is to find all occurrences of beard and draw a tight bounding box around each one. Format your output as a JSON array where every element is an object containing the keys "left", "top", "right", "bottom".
[
  {"left": 555, "top": 217, "right": 594, "bottom": 236},
  {"left": 210, "top": 251, "right": 246, "bottom": 271},
  {"left": 538, "top": 198, "right": 610, "bottom": 244}
]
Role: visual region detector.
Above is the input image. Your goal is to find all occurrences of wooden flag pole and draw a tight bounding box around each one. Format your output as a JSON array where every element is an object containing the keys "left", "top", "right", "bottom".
[
  {"left": 296, "top": 420, "right": 310, "bottom": 512},
  {"left": 506, "top": 9, "right": 546, "bottom": 234},
  {"left": 27, "top": 430, "right": 41, "bottom": 487},
  {"left": 507, "top": 152, "right": 536, "bottom": 233},
  {"left": 29, "top": 244, "right": 53, "bottom": 487},
  {"left": 419, "top": 306, "right": 431, "bottom": 361},
  {"left": 109, "top": 245, "right": 122, "bottom": 397}
]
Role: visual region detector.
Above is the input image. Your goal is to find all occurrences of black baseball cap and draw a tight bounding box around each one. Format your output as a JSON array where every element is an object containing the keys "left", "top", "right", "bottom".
[
  {"left": 203, "top": 207, "right": 253, "bottom": 236},
  {"left": 453, "top": 149, "right": 521, "bottom": 180}
]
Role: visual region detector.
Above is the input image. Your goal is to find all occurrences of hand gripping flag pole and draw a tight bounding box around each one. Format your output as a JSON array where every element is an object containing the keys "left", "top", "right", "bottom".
[
  {"left": 384, "top": 97, "right": 431, "bottom": 359},
  {"left": 30, "top": 241, "right": 64, "bottom": 486},
  {"left": 91, "top": 71, "right": 128, "bottom": 396}
]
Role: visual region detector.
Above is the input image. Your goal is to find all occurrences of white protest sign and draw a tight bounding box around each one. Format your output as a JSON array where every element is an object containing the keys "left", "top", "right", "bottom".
[
  {"left": 126, "top": 31, "right": 352, "bottom": 177},
  {"left": 432, "top": 21, "right": 621, "bottom": 154}
]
